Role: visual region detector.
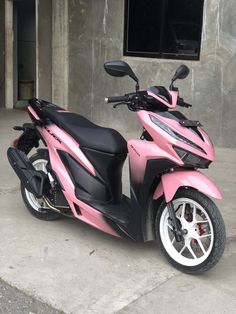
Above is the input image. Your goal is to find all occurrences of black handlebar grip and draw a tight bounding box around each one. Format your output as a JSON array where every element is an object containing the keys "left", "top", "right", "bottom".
[
  {"left": 13, "top": 126, "right": 24, "bottom": 131},
  {"left": 105, "top": 95, "right": 129, "bottom": 103},
  {"left": 183, "top": 102, "right": 192, "bottom": 108}
]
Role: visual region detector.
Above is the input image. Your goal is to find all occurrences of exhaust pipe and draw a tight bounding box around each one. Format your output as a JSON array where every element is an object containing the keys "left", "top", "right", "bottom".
[{"left": 7, "top": 147, "right": 47, "bottom": 198}]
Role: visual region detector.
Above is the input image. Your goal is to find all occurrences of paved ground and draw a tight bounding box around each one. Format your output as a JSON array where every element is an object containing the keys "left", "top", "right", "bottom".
[
  {"left": 0, "top": 278, "right": 63, "bottom": 314},
  {"left": 0, "top": 109, "right": 236, "bottom": 314},
  {"left": 119, "top": 241, "right": 236, "bottom": 314}
]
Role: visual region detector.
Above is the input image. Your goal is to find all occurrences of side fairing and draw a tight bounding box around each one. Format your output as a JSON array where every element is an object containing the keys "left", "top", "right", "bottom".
[
  {"left": 37, "top": 124, "right": 119, "bottom": 237},
  {"left": 127, "top": 140, "right": 178, "bottom": 241},
  {"left": 128, "top": 140, "right": 180, "bottom": 204},
  {"left": 137, "top": 111, "right": 215, "bottom": 162}
]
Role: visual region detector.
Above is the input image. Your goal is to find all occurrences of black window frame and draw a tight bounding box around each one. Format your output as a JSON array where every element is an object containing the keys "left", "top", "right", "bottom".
[{"left": 123, "top": 0, "right": 204, "bottom": 61}]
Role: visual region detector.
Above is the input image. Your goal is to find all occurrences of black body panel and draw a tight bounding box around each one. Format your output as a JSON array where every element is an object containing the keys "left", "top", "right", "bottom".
[
  {"left": 7, "top": 147, "right": 48, "bottom": 198},
  {"left": 82, "top": 148, "right": 127, "bottom": 203},
  {"left": 121, "top": 159, "right": 177, "bottom": 241},
  {"left": 132, "top": 159, "right": 176, "bottom": 206},
  {"left": 58, "top": 151, "right": 111, "bottom": 203},
  {"left": 94, "top": 159, "right": 177, "bottom": 242},
  {"left": 157, "top": 110, "right": 187, "bottom": 121},
  {"left": 16, "top": 123, "right": 40, "bottom": 154},
  {"left": 149, "top": 86, "right": 172, "bottom": 103},
  {"left": 91, "top": 194, "right": 131, "bottom": 226}
]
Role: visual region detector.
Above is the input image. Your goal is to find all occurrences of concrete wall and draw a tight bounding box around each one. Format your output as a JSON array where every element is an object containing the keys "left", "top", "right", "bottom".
[
  {"left": 0, "top": 1, "right": 5, "bottom": 107},
  {"left": 67, "top": 0, "right": 236, "bottom": 148},
  {"left": 51, "top": 0, "right": 68, "bottom": 107},
  {"left": 37, "top": 0, "right": 52, "bottom": 101}
]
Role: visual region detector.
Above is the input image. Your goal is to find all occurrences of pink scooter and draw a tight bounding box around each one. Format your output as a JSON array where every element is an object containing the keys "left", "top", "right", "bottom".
[{"left": 8, "top": 61, "right": 225, "bottom": 273}]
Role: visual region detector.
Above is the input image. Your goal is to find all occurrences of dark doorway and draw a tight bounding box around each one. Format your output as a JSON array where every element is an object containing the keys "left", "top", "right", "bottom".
[{"left": 14, "top": 0, "right": 36, "bottom": 108}]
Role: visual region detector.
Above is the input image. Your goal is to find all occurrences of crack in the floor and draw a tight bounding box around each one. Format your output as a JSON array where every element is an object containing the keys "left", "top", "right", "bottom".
[{"left": 116, "top": 271, "right": 181, "bottom": 314}]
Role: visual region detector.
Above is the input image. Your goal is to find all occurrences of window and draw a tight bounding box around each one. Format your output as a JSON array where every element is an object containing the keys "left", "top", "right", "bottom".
[{"left": 124, "top": 0, "right": 204, "bottom": 60}]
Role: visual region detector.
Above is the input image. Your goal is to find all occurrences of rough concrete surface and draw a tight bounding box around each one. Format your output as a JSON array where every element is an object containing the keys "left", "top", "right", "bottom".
[
  {"left": 0, "top": 0, "right": 5, "bottom": 108},
  {"left": 0, "top": 278, "right": 63, "bottom": 314},
  {"left": 0, "top": 109, "right": 236, "bottom": 314},
  {"left": 119, "top": 242, "right": 236, "bottom": 314}
]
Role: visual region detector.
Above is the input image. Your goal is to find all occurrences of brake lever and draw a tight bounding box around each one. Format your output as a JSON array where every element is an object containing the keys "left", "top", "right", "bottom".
[
  {"left": 177, "top": 97, "right": 192, "bottom": 108},
  {"left": 113, "top": 102, "right": 127, "bottom": 109}
]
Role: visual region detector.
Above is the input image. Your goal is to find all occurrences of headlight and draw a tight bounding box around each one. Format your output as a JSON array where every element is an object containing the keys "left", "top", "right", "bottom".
[
  {"left": 149, "top": 115, "right": 205, "bottom": 153},
  {"left": 174, "top": 146, "right": 211, "bottom": 169}
]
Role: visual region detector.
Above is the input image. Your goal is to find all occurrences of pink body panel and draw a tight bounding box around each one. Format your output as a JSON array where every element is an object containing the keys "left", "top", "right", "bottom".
[
  {"left": 169, "top": 91, "right": 178, "bottom": 108},
  {"left": 133, "top": 109, "right": 220, "bottom": 204},
  {"left": 153, "top": 170, "right": 223, "bottom": 202},
  {"left": 154, "top": 181, "right": 163, "bottom": 200},
  {"left": 128, "top": 140, "right": 183, "bottom": 184},
  {"left": 137, "top": 110, "right": 215, "bottom": 161},
  {"left": 40, "top": 124, "right": 96, "bottom": 176},
  {"left": 37, "top": 123, "right": 119, "bottom": 237},
  {"left": 28, "top": 106, "right": 40, "bottom": 120}
]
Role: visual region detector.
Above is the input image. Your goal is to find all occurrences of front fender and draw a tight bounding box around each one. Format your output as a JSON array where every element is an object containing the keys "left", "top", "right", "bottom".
[{"left": 153, "top": 170, "right": 223, "bottom": 202}]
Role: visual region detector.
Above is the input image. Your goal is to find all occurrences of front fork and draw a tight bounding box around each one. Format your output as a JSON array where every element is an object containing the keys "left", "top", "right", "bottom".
[{"left": 167, "top": 201, "right": 184, "bottom": 242}]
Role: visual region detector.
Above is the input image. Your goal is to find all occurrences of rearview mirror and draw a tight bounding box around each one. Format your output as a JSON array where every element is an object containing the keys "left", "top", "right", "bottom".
[
  {"left": 104, "top": 60, "right": 139, "bottom": 84},
  {"left": 172, "top": 64, "right": 190, "bottom": 82}
]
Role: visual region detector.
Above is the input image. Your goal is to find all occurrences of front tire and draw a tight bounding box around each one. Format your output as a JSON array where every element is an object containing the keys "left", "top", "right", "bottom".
[
  {"left": 155, "top": 188, "right": 226, "bottom": 274},
  {"left": 21, "top": 151, "right": 61, "bottom": 221}
]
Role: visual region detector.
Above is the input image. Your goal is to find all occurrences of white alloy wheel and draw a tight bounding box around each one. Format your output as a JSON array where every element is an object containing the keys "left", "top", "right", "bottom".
[{"left": 159, "top": 197, "right": 214, "bottom": 267}]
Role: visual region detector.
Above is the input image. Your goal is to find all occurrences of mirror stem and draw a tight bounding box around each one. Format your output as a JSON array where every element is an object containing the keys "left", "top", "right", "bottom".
[{"left": 136, "top": 82, "right": 140, "bottom": 92}]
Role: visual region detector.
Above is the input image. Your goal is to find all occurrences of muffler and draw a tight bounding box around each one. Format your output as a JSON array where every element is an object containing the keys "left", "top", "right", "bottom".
[{"left": 7, "top": 147, "right": 47, "bottom": 198}]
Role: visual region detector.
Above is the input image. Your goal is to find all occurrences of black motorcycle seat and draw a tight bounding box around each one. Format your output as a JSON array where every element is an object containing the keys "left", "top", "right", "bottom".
[{"left": 42, "top": 107, "right": 128, "bottom": 154}]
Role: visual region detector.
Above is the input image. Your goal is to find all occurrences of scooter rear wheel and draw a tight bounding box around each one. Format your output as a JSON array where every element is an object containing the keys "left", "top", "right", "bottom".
[
  {"left": 155, "top": 188, "right": 225, "bottom": 274},
  {"left": 21, "top": 151, "right": 61, "bottom": 221}
]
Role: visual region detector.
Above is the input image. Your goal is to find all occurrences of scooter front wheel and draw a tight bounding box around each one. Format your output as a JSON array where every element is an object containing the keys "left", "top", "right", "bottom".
[{"left": 155, "top": 188, "right": 225, "bottom": 274}]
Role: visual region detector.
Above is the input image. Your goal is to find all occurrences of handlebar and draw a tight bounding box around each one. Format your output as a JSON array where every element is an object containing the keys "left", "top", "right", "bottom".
[
  {"left": 105, "top": 95, "right": 130, "bottom": 103},
  {"left": 105, "top": 93, "right": 192, "bottom": 111}
]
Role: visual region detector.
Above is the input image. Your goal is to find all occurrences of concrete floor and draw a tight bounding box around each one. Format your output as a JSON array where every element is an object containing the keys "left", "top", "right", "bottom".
[
  {"left": 0, "top": 278, "right": 63, "bottom": 314},
  {"left": 0, "top": 109, "right": 236, "bottom": 314}
]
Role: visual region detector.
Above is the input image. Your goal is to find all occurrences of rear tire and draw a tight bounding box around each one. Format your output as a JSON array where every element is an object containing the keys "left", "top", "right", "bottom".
[
  {"left": 155, "top": 188, "right": 226, "bottom": 274},
  {"left": 21, "top": 151, "right": 61, "bottom": 221}
]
